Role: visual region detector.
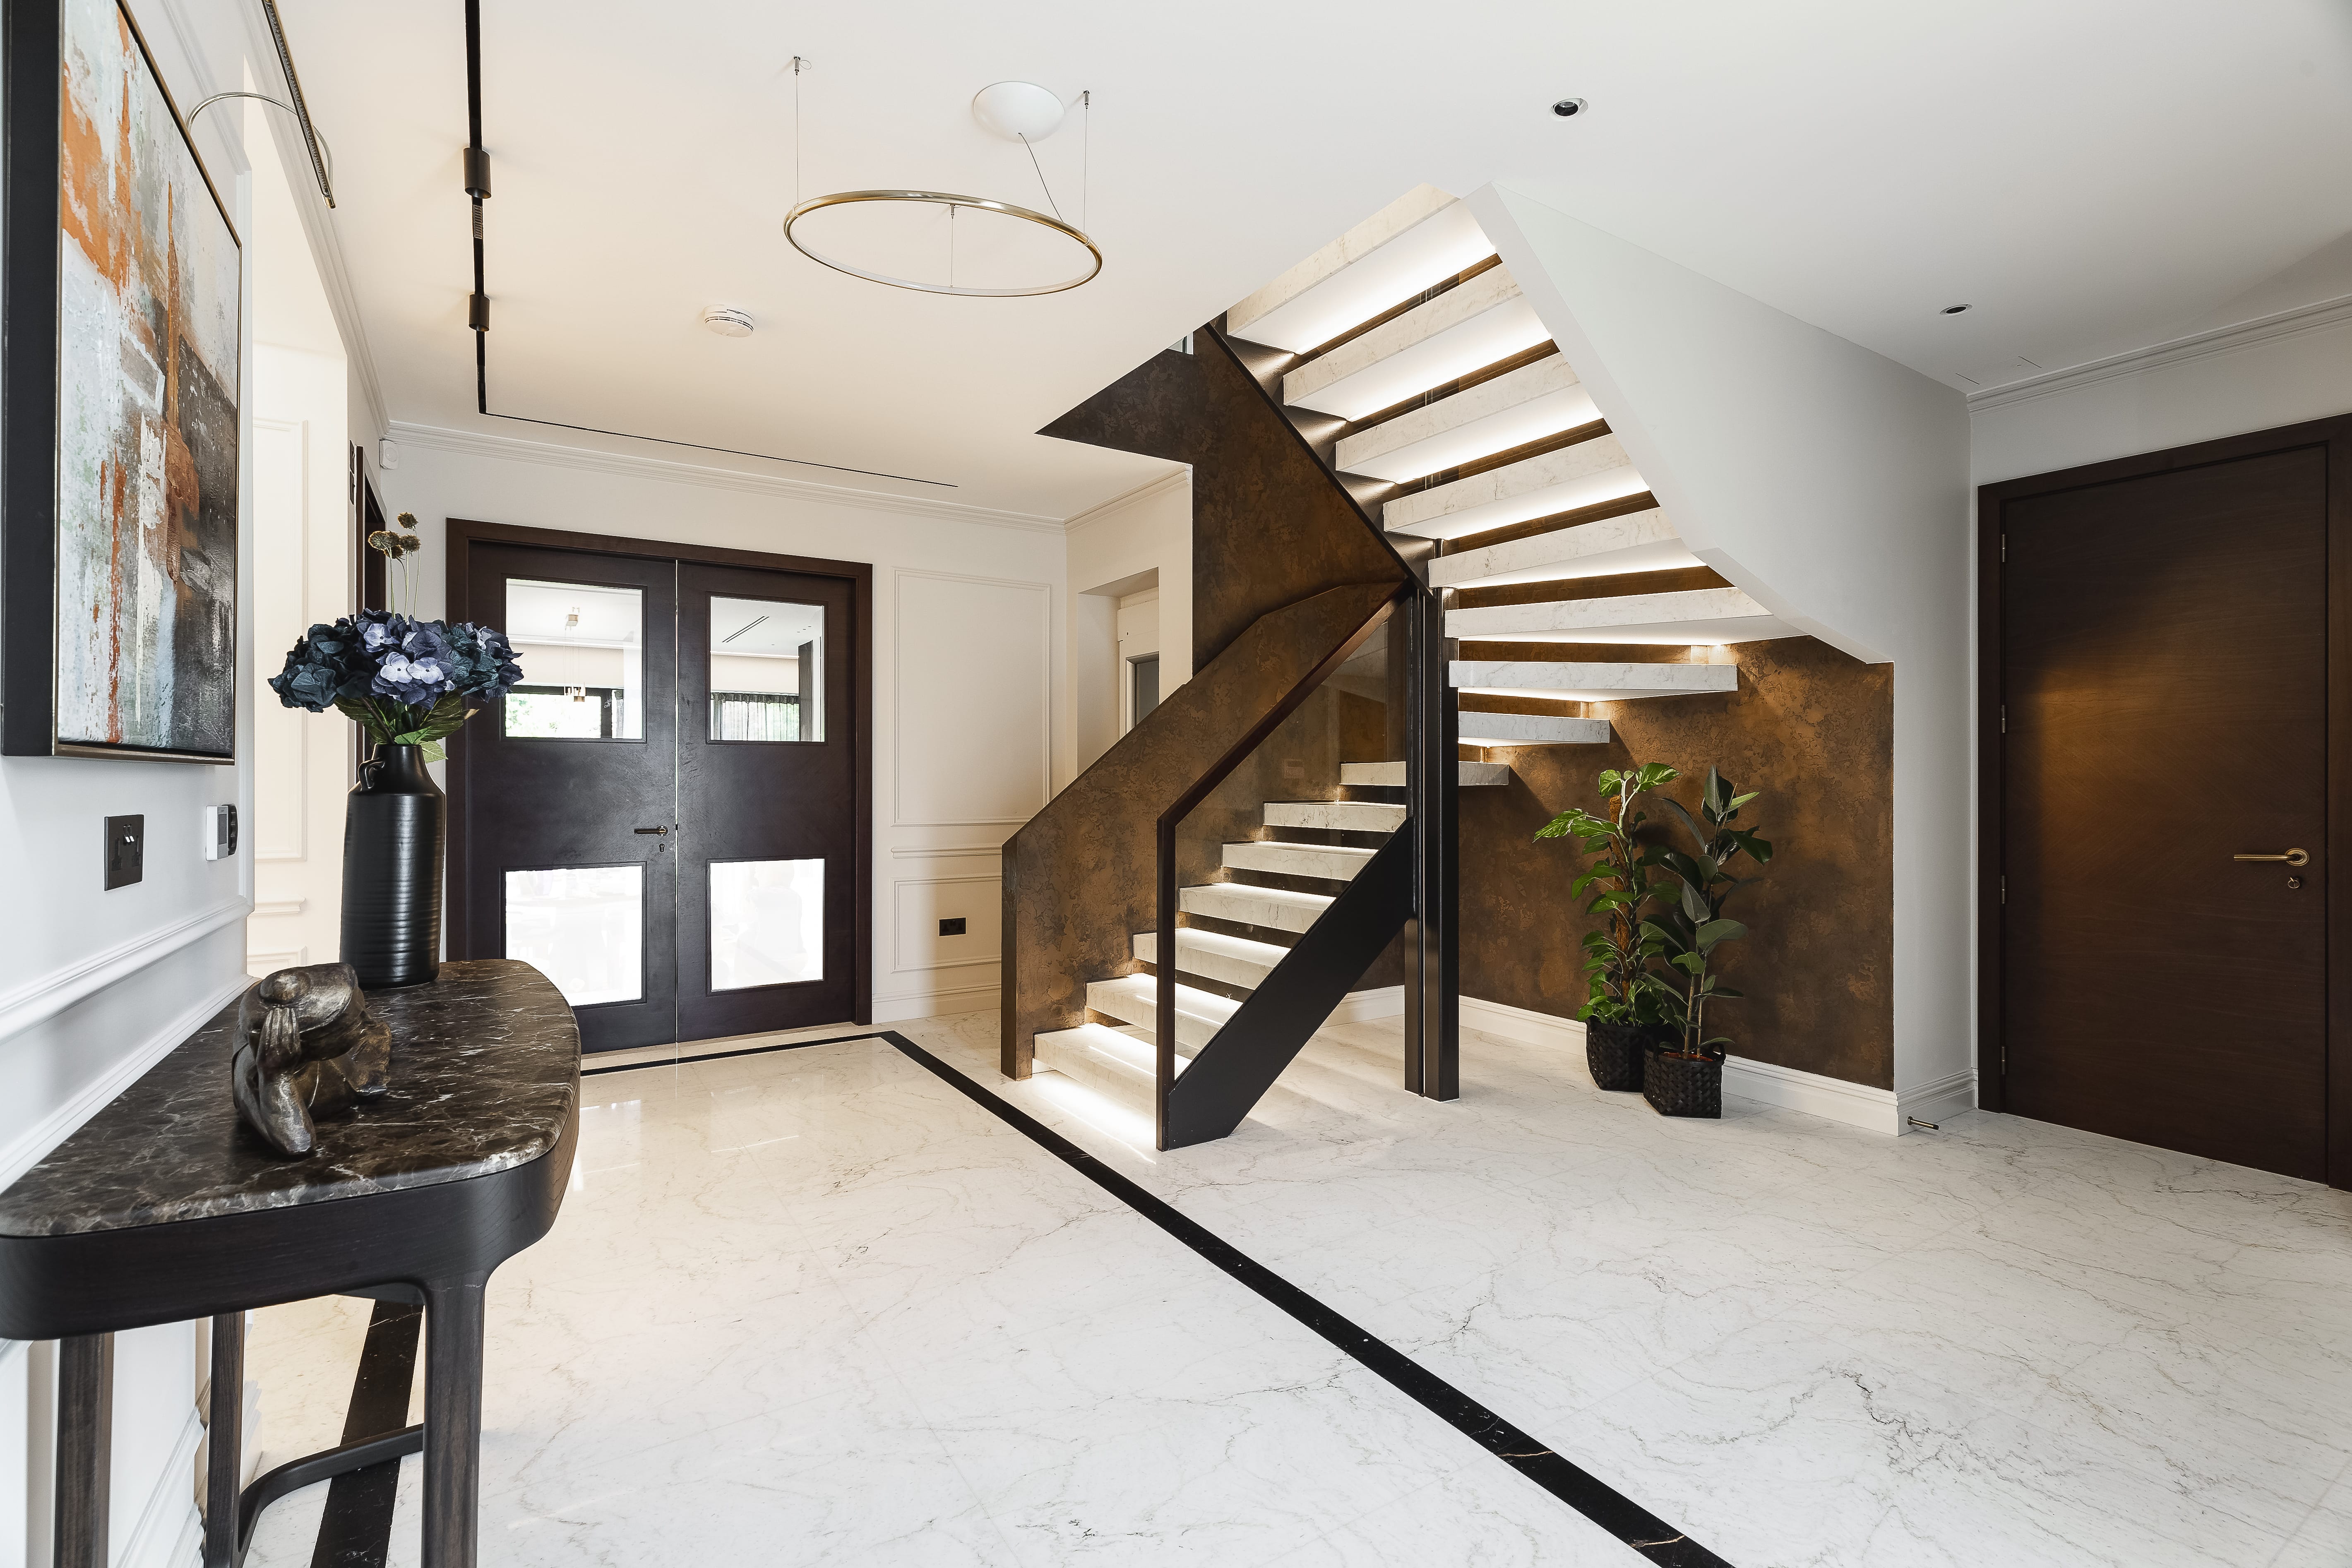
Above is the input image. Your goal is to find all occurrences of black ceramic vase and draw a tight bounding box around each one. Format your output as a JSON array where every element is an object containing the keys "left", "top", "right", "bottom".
[
  {"left": 1583, "top": 1018, "right": 1650, "bottom": 1092},
  {"left": 1643, "top": 1045, "right": 1724, "bottom": 1119},
  {"left": 341, "top": 743, "right": 444, "bottom": 989}
]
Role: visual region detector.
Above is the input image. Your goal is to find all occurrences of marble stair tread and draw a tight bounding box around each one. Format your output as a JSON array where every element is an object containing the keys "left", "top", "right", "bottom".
[
  {"left": 1032, "top": 1022, "right": 1189, "bottom": 1107},
  {"left": 1448, "top": 585, "right": 1799, "bottom": 645},
  {"left": 1223, "top": 840, "right": 1378, "bottom": 881},
  {"left": 1179, "top": 881, "right": 1334, "bottom": 934},
  {"left": 1456, "top": 711, "right": 1612, "bottom": 747},
  {"left": 1283, "top": 267, "right": 1549, "bottom": 421},
  {"left": 1426, "top": 507, "right": 1698, "bottom": 590},
  {"left": 1133, "top": 928, "right": 1288, "bottom": 989},
  {"left": 1335, "top": 354, "right": 1597, "bottom": 483},
  {"left": 1262, "top": 800, "right": 1408, "bottom": 832},
  {"left": 1341, "top": 761, "right": 1512, "bottom": 787},
  {"left": 1226, "top": 188, "right": 1494, "bottom": 353},
  {"left": 1450, "top": 660, "right": 1740, "bottom": 701},
  {"left": 1086, "top": 975, "right": 1237, "bottom": 1050},
  {"left": 1384, "top": 433, "right": 1647, "bottom": 541}
]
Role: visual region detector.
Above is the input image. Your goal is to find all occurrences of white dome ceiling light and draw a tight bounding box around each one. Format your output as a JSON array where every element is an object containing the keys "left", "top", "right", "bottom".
[
  {"left": 701, "top": 306, "right": 756, "bottom": 337},
  {"left": 781, "top": 60, "right": 1100, "bottom": 298}
]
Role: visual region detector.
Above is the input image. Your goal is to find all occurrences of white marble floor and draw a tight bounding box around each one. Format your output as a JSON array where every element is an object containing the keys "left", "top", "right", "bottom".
[{"left": 244, "top": 1013, "right": 2352, "bottom": 1567}]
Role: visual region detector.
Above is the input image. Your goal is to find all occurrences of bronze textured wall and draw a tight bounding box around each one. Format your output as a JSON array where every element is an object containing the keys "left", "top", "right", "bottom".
[
  {"left": 1040, "top": 331, "right": 1407, "bottom": 670},
  {"left": 1002, "top": 582, "right": 1399, "bottom": 1077},
  {"left": 1461, "top": 636, "right": 1895, "bottom": 1089}
]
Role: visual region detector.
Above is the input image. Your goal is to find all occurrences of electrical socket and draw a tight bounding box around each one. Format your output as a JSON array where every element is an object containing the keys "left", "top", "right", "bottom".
[{"left": 103, "top": 815, "right": 144, "bottom": 890}]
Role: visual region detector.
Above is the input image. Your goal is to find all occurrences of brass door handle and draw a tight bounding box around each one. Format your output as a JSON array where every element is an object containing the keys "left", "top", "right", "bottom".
[{"left": 2233, "top": 848, "right": 2308, "bottom": 866}]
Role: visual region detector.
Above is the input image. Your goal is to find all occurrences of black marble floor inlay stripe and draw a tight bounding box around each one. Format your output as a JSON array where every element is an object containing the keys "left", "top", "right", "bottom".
[
  {"left": 883, "top": 1031, "right": 1734, "bottom": 1568},
  {"left": 579, "top": 1029, "right": 886, "bottom": 1077},
  {"left": 309, "top": 1298, "right": 422, "bottom": 1568}
]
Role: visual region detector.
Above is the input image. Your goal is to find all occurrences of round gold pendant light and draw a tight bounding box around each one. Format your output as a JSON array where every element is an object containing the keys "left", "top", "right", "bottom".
[{"left": 781, "top": 68, "right": 1100, "bottom": 298}]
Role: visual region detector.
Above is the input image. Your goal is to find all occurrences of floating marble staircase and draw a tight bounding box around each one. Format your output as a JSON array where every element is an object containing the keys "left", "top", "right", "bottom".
[
  {"left": 1226, "top": 188, "right": 1807, "bottom": 750},
  {"left": 1030, "top": 780, "right": 1408, "bottom": 1116}
]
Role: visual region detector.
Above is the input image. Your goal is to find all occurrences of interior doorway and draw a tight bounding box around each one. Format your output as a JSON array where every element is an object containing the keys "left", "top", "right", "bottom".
[
  {"left": 446, "top": 519, "right": 871, "bottom": 1051},
  {"left": 1979, "top": 413, "right": 2352, "bottom": 1185}
]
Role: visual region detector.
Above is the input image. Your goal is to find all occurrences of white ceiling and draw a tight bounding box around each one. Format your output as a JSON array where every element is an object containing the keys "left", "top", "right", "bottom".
[{"left": 282, "top": 0, "right": 2352, "bottom": 520}]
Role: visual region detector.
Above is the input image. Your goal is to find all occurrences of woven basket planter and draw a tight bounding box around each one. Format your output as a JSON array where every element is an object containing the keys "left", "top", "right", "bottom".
[
  {"left": 1583, "top": 1018, "right": 1651, "bottom": 1091},
  {"left": 1644, "top": 1047, "right": 1724, "bottom": 1119}
]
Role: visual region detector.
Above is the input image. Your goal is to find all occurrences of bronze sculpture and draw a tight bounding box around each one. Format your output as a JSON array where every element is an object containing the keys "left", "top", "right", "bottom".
[{"left": 231, "top": 963, "right": 393, "bottom": 1157}]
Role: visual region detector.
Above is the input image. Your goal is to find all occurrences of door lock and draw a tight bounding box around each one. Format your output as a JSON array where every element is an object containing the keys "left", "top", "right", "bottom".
[{"left": 2232, "top": 848, "right": 2309, "bottom": 867}]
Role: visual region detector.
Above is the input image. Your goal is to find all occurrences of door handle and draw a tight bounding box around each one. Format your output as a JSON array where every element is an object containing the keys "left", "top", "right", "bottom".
[
  {"left": 634, "top": 826, "right": 669, "bottom": 836},
  {"left": 2232, "top": 848, "right": 2308, "bottom": 866}
]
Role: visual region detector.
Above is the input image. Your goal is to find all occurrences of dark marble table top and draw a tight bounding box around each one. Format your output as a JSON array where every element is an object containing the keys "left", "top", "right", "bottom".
[{"left": 0, "top": 960, "right": 579, "bottom": 1238}]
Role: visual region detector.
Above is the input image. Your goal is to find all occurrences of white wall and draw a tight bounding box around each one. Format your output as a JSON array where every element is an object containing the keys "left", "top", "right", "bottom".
[
  {"left": 381, "top": 425, "right": 1070, "bottom": 1025},
  {"left": 0, "top": 4, "right": 302, "bottom": 1563},
  {"left": 1471, "top": 183, "right": 1975, "bottom": 1111},
  {"left": 1063, "top": 471, "right": 1192, "bottom": 776}
]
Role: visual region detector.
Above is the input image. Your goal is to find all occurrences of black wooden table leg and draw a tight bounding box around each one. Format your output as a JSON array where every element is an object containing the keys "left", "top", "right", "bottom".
[
  {"left": 204, "top": 1312, "right": 243, "bottom": 1568},
  {"left": 420, "top": 1275, "right": 488, "bottom": 1568},
  {"left": 55, "top": 1333, "right": 111, "bottom": 1568}
]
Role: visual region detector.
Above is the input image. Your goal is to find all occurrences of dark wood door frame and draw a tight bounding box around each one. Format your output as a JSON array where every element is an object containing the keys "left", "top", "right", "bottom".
[
  {"left": 1977, "top": 412, "right": 2352, "bottom": 1186},
  {"left": 444, "top": 516, "right": 874, "bottom": 1026}
]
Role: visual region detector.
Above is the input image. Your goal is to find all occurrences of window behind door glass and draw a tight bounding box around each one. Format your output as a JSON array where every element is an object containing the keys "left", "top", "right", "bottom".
[
  {"left": 502, "top": 579, "right": 646, "bottom": 740},
  {"left": 709, "top": 596, "right": 824, "bottom": 742}
]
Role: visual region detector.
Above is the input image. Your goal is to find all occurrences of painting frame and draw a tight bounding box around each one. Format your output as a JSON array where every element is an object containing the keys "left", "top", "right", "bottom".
[{"left": 3, "top": 0, "right": 243, "bottom": 763}]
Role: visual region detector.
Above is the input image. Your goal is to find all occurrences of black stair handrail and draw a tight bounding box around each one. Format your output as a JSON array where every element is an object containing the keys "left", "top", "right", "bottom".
[{"left": 1152, "top": 584, "right": 1410, "bottom": 1147}]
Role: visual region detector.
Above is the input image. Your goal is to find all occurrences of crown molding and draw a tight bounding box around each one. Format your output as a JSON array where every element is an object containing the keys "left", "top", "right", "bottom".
[
  {"left": 1966, "top": 293, "right": 2352, "bottom": 413},
  {"left": 385, "top": 420, "right": 1068, "bottom": 534},
  {"left": 1063, "top": 467, "right": 1191, "bottom": 533}
]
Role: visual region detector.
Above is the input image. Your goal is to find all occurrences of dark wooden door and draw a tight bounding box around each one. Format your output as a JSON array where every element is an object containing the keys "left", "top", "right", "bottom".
[
  {"left": 676, "top": 562, "right": 857, "bottom": 1037},
  {"left": 455, "top": 543, "right": 681, "bottom": 1051},
  {"left": 2001, "top": 447, "right": 2328, "bottom": 1177}
]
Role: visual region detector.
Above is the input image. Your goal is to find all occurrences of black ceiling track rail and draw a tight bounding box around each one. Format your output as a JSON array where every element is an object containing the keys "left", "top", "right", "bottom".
[{"left": 457, "top": 0, "right": 956, "bottom": 489}]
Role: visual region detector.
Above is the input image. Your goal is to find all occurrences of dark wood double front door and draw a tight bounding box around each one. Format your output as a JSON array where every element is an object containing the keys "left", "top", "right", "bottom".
[
  {"left": 449, "top": 522, "right": 869, "bottom": 1051},
  {"left": 1985, "top": 416, "right": 2351, "bottom": 1183}
]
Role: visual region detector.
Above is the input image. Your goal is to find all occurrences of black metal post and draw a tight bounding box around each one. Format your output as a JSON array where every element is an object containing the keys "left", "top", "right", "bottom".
[{"left": 1404, "top": 589, "right": 1459, "bottom": 1100}]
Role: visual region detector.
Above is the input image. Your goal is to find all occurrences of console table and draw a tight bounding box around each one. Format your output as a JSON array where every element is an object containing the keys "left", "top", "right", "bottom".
[{"left": 0, "top": 959, "right": 579, "bottom": 1568}]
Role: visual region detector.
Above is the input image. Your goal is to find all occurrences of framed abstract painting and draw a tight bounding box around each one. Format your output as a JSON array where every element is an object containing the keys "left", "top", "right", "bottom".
[{"left": 3, "top": 0, "right": 242, "bottom": 762}]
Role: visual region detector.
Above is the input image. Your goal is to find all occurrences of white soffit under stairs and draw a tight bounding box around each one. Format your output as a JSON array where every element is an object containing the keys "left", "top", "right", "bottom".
[
  {"left": 1384, "top": 432, "right": 1647, "bottom": 542},
  {"left": 1449, "top": 586, "right": 1796, "bottom": 646},
  {"left": 1455, "top": 711, "right": 1611, "bottom": 747},
  {"left": 1451, "top": 660, "right": 1739, "bottom": 701},
  {"left": 1425, "top": 507, "right": 1700, "bottom": 590},
  {"left": 1226, "top": 185, "right": 1497, "bottom": 354},
  {"left": 1283, "top": 266, "right": 1551, "bottom": 421},
  {"left": 1334, "top": 354, "right": 1600, "bottom": 483}
]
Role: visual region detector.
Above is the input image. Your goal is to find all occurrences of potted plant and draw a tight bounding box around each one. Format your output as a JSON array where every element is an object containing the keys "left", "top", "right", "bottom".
[
  {"left": 1536, "top": 762, "right": 1679, "bottom": 1090},
  {"left": 267, "top": 519, "right": 524, "bottom": 989},
  {"left": 1640, "top": 768, "right": 1775, "bottom": 1117}
]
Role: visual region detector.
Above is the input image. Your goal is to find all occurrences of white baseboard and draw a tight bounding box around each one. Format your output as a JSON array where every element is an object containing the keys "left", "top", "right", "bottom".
[
  {"left": 1896, "top": 1067, "right": 1980, "bottom": 1130},
  {"left": 1458, "top": 993, "right": 1579, "bottom": 1048},
  {"left": 1329, "top": 985, "right": 1403, "bottom": 1023},
  {"left": 873, "top": 984, "right": 1000, "bottom": 1024},
  {"left": 1457, "top": 994, "right": 1930, "bottom": 1138},
  {"left": 0, "top": 971, "right": 252, "bottom": 1191}
]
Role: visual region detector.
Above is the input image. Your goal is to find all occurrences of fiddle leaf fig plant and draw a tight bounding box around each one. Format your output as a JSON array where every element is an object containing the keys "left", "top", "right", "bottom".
[
  {"left": 1535, "top": 762, "right": 1680, "bottom": 1024},
  {"left": 1641, "top": 767, "right": 1775, "bottom": 1059}
]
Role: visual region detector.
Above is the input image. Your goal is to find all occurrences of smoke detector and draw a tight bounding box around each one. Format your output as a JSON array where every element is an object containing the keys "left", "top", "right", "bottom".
[{"left": 701, "top": 306, "right": 755, "bottom": 338}]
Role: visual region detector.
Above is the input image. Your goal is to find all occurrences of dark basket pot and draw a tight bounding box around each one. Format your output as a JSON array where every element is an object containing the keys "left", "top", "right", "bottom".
[
  {"left": 1584, "top": 1018, "right": 1655, "bottom": 1092},
  {"left": 1644, "top": 1046, "right": 1724, "bottom": 1119},
  {"left": 341, "top": 743, "right": 445, "bottom": 989}
]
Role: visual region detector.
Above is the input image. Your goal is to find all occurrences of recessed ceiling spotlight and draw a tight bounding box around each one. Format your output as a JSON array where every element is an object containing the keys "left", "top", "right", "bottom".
[
  {"left": 702, "top": 306, "right": 755, "bottom": 337},
  {"left": 1940, "top": 303, "right": 1972, "bottom": 316},
  {"left": 1552, "top": 97, "right": 1588, "bottom": 118}
]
